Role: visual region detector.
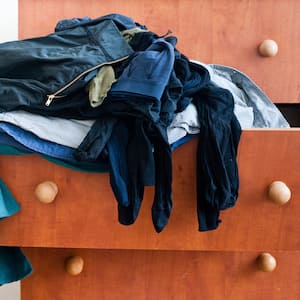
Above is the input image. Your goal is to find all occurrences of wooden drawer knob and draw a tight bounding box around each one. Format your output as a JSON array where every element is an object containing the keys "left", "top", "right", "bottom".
[
  {"left": 258, "top": 39, "right": 278, "bottom": 57},
  {"left": 64, "top": 256, "right": 84, "bottom": 276},
  {"left": 268, "top": 181, "right": 291, "bottom": 205},
  {"left": 34, "top": 181, "right": 58, "bottom": 204},
  {"left": 256, "top": 252, "right": 277, "bottom": 272}
]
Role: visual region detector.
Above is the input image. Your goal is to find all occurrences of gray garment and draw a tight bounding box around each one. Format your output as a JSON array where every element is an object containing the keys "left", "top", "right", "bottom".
[
  {"left": 167, "top": 103, "right": 199, "bottom": 144},
  {"left": 0, "top": 110, "right": 95, "bottom": 148},
  {"left": 192, "top": 61, "right": 289, "bottom": 128},
  {"left": 167, "top": 61, "right": 289, "bottom": 145}
]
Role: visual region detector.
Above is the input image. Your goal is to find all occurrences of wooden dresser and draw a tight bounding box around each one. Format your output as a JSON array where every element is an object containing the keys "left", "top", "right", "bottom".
[{"left": 0, "top": 0, "right": 299, "bottom": 299}]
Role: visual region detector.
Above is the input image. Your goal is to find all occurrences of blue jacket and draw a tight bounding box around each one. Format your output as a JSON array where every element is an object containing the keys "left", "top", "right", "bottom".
[{"left": 0, "top": 15, "right": 134, "bottom": 113}]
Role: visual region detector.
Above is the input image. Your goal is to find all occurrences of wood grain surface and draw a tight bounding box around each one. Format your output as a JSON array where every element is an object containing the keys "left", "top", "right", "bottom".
[
  {"left": 8, "top": 1, "right": 300, "bottom": 299},
  {"left": 21, "top": 247, "right": 300, "bottom": 300},
  {"left": 0, "top": 130, "right": 299, "bottom": 251}
]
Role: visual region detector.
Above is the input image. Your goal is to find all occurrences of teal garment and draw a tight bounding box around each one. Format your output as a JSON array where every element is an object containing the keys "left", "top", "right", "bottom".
[
  {"left": 43, "top": 155, "right": 109, "bottom": 173},
  {"left": 0, "top": 179, "right": 20, "bottom": 219},
  {"left": 0, "top": 144, "right": 32, "bottom": 156},
  {"left": 0, "top": 149, "right": 31, "bottom": 285},
  {"left": 0, "top": 179, "right": 28, "bottom": 285},
  {"left": 0, "top": 247, "right": 33, "bottom": 285}
]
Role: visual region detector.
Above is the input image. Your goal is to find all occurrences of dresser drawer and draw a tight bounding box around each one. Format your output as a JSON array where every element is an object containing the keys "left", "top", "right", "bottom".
[
  {"left": 201, "top": 0, "right": 300, "bottom": 104},
  {"left": 0, "top": 130, "right": 299, "bottom": 251},
  {"left": 19, "top": 0, "right": 300, "bottom": 103},
  {"left": 21, "top": 247, "right": 300, "bottom": 300}
]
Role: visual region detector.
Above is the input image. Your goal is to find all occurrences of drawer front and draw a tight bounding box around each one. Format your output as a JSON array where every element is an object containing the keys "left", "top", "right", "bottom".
[
  {"left": 21, "top": 247, "right": 300, "bottom": 300},
  {"left": 0, "top": 130, "right": 299, "bottom": 251},
  {"left": 19, "top": 0, "right": 300, "bottom": 103}
]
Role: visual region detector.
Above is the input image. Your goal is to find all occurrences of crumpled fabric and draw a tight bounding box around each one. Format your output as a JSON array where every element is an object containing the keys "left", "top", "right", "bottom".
[
  {"left": 102, "top": 37, "right": 176, "bottom": 232},
  {"left": 193, "top": 83, "right": 241, "bottom": 231},
  {"left": 191, "top": 61, "right": 290, "bottom": 129},
  {"left": 121, "top": 27, "right": 149, "bottom": 42}
]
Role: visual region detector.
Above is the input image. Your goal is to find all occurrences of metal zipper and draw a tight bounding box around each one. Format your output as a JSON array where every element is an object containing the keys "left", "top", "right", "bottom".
[{"left": 45, "top": 55, "right": 130, "bottom": 106}]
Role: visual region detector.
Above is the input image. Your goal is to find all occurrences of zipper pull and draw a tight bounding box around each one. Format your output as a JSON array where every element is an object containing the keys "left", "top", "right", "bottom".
[{"left": 45, "top": 95, "right": 55, "bottom": 106}]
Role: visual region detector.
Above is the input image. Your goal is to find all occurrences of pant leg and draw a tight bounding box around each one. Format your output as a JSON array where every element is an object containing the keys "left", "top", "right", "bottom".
[
  {"left": 150, "top": 124, "right": 173, "bottom": 233},
  {"left": 107, "top": 119, "right": 155, "bottom": 225},
  {"left": 194, "top": 83, "right": 241, "bottom": 231}
]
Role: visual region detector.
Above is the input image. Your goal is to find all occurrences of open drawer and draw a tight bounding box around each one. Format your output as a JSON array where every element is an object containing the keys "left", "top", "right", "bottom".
[{"left": 0, "top": 128, "right": 299, "bottom": 252}]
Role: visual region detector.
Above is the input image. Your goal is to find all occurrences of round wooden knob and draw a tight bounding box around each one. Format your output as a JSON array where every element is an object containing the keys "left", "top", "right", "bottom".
[
  {"left": 34, "top": 181, "right": 58, "bottom": 204},
  {"left": 64, "top": 256, "right": 84, "bottom": 276},
  {"left": 258, "top": 39, "right": 278, "bottom": 57},
  {"left": 256, "top": 252, "right": 277, "bottom": 272},
  {"left": 268, "top": 181, "right": 291, "bottom": 205}
]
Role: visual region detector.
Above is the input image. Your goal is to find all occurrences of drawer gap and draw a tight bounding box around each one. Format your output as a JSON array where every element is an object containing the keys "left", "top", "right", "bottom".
[{"left": 276, "top": 104, "right": 300, "bottom": 127}]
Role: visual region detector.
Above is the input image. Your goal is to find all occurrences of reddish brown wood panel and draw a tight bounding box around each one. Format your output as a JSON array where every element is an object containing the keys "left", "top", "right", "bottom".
[
  {"left": 0, "top": 130, "right": 299, "bottom": 251},
  {"left": 18, "top": 0, "right": 300, "bottom": 103},
  {"left": 21, "top": 247, "right": 300, "bottom": 300}
]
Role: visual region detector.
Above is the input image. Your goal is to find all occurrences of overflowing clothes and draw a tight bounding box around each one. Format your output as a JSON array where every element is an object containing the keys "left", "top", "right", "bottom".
[
  {"left": 0, "top": 13, "right": 289, "bottom": 232},
  {"left": 0, "top": 13, "right": 290, "bottom": 285}
]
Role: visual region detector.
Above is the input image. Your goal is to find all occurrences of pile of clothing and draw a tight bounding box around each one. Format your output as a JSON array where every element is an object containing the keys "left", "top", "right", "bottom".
[{"left": 0, "top": 13, "right": 289, "bottom": 285}]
